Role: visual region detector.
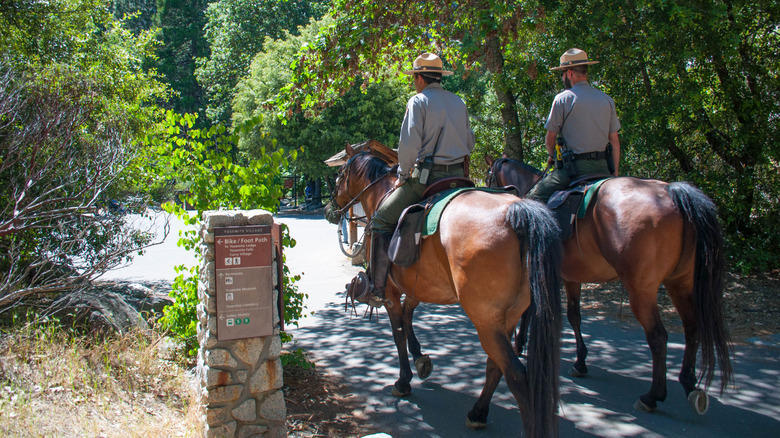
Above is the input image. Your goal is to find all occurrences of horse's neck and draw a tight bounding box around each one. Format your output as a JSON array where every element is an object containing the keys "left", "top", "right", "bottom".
[
  {"left": 502, "top": 163, "right": 541, "bottom": 195},
  {"left": 360, "top": 177, "right": 394, "bottom": 218}
]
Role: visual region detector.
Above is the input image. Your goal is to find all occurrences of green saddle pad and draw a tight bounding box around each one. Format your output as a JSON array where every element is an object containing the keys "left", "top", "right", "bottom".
[
  {"left": 578, "top": 178, "right": 611, "bottom": 218},
  {"left": 422, "top": 181, "right": 609, "bottom": 238},
  {"left": 423, "top": 187, "right": 509, "bottom": 237}
]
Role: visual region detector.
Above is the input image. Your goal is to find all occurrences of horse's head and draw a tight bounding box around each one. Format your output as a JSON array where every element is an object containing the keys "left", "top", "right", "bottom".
[
  {"left": 329, "top": 142, "right": 394, "bottom": 220},
  {"left": 332, "top": 142, "right": 362, "bottom": 210},
  {"left": 484, "top": 154, "right": 544, "bottom": 196}
]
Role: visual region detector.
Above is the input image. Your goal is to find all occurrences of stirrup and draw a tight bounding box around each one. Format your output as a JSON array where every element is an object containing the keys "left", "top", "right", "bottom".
[{"left": 367, "top": 295, "right": 390, "bottom": 308}]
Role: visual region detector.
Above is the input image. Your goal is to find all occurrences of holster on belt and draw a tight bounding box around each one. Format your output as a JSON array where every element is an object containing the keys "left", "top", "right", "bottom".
[{"left": 605, "top": 143, "right": 615, "bottom": 174}]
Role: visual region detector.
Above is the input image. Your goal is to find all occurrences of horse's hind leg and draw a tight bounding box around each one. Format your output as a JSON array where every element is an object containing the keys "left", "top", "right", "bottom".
[
  {"left": 628, "top": 286, "right": 669, "bottom": 413},
  {"left": 470, "top": 323, "right": 531, "bottom": 430},
  {"left": 665, "top": 277, "right": 709, "bottom": 414},
  {"left": 402, "top": 298, "right": 432, "bottom": 380},
  {"left": 467, "top": 357, "right": 503, "bottom": 429},
  {"left": 566, "top": 281, "right": 589, "bottom": 377}
]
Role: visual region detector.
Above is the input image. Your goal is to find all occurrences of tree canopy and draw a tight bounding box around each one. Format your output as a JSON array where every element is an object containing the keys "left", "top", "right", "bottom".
[
  {"left": 277, "top": 0, "right": 780, "bottom": 271},
  {"left": 232, "top": 18, "right": 409, "bottom": 182},
  {"left": 0, "top": 0, "right": 171, "bottom": 304},
  {"left": 195, "top": 0, "right": 328, "bottom": 123}
]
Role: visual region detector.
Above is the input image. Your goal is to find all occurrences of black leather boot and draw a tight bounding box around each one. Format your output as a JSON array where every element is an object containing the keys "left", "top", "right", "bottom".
[{"left": 366, "top": 231, "right": 392, "bottom": 308}]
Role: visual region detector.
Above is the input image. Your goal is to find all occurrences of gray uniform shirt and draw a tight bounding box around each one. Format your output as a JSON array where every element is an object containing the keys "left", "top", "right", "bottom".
[
  {"left": 544, "top": 81, "right": 620, "bottom": 154},
  {"left": 397, "top": 83, "right": 476, "bottom": 178}
]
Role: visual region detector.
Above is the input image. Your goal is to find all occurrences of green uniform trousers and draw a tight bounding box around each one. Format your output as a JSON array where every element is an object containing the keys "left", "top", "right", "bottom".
[
  {"left": 371, "top": 166, "right": 465, "bottom": 233},
  {"left": 527, "top": 158, "right": 610, "bottom": 203}
]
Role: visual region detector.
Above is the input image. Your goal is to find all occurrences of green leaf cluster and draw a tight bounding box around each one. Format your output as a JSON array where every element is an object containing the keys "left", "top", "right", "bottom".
[
  {"left": 232, "top": 17, "right": 409, "bottom": 182},
  {"left": 276, "top": 0, "right": 780, "bottom": 272},
  {"left": 195, "top": 0, "right": 329, "bottom": 123},
  {"left": 148, "top": 111, "right": 306, "bottom": 354},
  {"left": 152, "top": 0, "right": 210, "bottom": 119}
]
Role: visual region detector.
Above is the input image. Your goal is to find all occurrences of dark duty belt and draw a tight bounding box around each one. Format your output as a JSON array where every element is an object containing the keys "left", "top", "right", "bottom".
[
  {"left": 573, "top": 150, "right": 608, "bottom": 160},
  {"left": 431, "top": 161, "right": 464, "bottom": 172}
]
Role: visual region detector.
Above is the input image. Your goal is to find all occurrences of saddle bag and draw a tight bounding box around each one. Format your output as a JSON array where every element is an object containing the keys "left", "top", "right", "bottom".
[
  {"left": 388, "top": 203, "right": 427, "bottom": 267},
  {"left": 547, "top": 187, "right": 586, "bottom": 241}
]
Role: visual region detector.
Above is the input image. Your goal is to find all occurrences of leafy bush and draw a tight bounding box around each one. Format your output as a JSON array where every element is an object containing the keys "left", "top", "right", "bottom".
[{"left": 148, "top": 112, "right": 305, "bottom": 356}]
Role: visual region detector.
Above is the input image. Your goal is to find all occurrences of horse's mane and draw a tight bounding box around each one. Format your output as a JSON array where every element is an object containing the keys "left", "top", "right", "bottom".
[{"left": 358, "top": 152, "right": 395, "bottom": 182}]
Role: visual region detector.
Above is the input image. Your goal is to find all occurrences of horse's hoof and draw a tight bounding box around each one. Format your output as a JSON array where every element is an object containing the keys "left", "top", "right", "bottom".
[
  {"left": 568, "top": 365, "right": 587, "bottom": 378},
  {"left": 688, "top": 389, "right": 709, "bottom": 415},
  {"left": 414, "top": 355, "right": 433, "bottom": 380},
  {"left": 633, "top": 398, "right": 655, "bottom": 413},
  {"left": 391, "top": 383, "right": 411, "bottom": 398},
  {"left": 465, "top": 418, "right": 487, "bottom": 430}
]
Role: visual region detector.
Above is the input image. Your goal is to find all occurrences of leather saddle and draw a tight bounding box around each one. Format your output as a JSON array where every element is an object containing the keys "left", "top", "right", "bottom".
[
  {"left": 388, "top": 177, "right": 475, "bottom": 267},
  {"left": 547, "top": 174, "right": 610, "bottom": 240}
]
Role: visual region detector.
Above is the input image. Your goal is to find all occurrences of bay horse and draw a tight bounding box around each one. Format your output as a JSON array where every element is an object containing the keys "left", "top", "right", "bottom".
[
  {"left": 485, "top": 155, "right": 732, "bottom": 415},
  {"left": 328, "top": 144, "right": 563, "bottom": 437}
]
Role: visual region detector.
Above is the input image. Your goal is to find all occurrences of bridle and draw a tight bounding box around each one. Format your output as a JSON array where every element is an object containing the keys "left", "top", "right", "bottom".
[
  {"left": 334, "top": 151, "right": 392, "bottom": 217},
  {"left": 486, "top": 157, "right": 510, "bottom": 189},
  {"left": 331, "top": 151, "right": 394, "bottom": 257}
]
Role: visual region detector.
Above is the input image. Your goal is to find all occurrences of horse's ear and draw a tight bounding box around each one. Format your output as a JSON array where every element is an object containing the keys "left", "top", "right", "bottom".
[
  {"left": 345, "top": 141, "right": 355, "bottom": 157},
  {"left": 484, "top": 153, "right": 494, "bottom": 166}
]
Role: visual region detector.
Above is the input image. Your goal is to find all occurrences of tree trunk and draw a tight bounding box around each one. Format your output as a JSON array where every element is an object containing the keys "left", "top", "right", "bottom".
[{"left": 484, "top": 36, "right": 523, "bottom": 161}]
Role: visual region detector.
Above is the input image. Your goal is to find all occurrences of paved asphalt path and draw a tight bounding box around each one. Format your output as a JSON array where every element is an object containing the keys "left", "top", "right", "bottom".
[{"left": 105, "top": 211, "right": 780, "bottom": 437}]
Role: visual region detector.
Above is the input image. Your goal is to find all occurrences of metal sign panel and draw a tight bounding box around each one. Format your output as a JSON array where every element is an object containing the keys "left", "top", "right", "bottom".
[{"left": 215, "top": 225, "right": 274, "bottom": 340}]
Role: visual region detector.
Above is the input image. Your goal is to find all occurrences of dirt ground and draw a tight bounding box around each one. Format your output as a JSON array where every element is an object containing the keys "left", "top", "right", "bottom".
[{"left": 283, "top": 272, "right": 780, "bottom": 437}]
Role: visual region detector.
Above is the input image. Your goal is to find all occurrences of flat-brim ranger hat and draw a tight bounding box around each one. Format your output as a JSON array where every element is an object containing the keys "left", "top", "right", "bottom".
[
  {"left": 403, "top": 53, "right": 453, "bottom": 76},
  {"left": 550, "top": 48, "right": 600, "bottom": 70}
]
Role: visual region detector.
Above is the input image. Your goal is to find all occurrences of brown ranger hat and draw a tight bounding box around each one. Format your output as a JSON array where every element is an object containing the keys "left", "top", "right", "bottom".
[
  {"left": 403, "top": 53, "right": 453, "bottom": 76},
  {"left": 550, "top": 48, "right": 600, "bottom": 71}
]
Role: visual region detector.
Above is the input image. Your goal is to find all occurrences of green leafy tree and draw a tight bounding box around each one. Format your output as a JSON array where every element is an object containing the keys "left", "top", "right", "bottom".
[
  {"left": 280, "top": 0, "right": 548, "bottom": 161},
  {"left": 0, "top": 0, "right": 171, "bottom": 306},
  {"left": 233, "top": 18, "right": 408, "bottom": 192},
  {"left": 195, "top": 0, "right": 328, "bottom": 123},
  {"left": 147, "top": 112, "right": 304, "bottom": 354},
  {"left": 154, "top": 0, "right": 210, "bottom": 119}
]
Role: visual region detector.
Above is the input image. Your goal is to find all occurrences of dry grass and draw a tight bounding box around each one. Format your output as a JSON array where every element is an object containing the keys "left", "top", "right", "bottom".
[{"left": 0, "top": 322, "right": 202, "bottom": 437}]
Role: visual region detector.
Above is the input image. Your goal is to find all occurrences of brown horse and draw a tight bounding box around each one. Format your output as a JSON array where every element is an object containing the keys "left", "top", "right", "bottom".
[
  {"left": 328, "top": 144, "right": 563, "bottom": 437},
  {"left": 485, "top": 155, "right": 732, "bottom": 415}
]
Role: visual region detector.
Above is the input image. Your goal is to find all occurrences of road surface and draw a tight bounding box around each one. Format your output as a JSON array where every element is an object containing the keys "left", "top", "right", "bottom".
[
  {"left": 279, "top": 213, "right": 780, "bottom": 438},
  {"left": 106, "top": 210, "right": 780, "bottom": 437}
]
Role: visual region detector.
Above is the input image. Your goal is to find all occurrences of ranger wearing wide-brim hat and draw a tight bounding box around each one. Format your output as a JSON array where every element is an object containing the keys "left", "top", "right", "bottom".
[
  {"left": 527, "top": 47, "right": 621, "bottom": 204},
  {"left": 354, "top": 52, "right": 474, "bottom": 308},
  {"left": 550, "top": 48, "right": 600, "bottom": 71},
  {"left": 403, "top": 53, "right": 454, "bottom": 76}
]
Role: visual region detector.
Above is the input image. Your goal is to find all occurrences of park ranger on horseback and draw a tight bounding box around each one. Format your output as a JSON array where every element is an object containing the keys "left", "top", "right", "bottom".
[
  {"left": 528, "top": 48, "right": 622, "bottom": 203},
  {"left": 360, "top": 52, "right": 476, "bottom": 307}
]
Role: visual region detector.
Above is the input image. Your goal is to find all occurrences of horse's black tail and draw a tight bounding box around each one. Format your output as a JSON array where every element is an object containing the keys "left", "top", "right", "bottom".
[
  {"left": 506, "top": 200, "right": 562, "bottom": 437},
  {"left": 668, "top": 182, "right": 733, "bottom": 393}
]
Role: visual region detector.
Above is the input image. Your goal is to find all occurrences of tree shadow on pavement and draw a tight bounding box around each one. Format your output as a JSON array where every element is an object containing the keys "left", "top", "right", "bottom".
[{"left": 289, "top": 292, "right": 780, "bottom": 437}]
